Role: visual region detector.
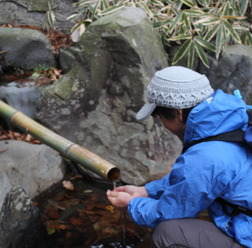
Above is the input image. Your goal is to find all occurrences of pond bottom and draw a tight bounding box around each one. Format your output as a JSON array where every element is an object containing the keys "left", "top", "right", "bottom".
[{"left": 36, "top": 175, "right": 153, "bottom": 248}]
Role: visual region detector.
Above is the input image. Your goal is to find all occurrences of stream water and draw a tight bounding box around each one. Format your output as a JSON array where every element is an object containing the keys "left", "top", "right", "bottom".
[{"left": 36, "top": 175, "right": 153, "bottom": 248}]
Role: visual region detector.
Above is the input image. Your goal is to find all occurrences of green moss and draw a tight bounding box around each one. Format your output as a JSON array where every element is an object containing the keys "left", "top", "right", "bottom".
[
  {"left": 42, "top": 67, "right": 80, "bottom": 100},
  {"left": 28, "top": 0, "right": 53, "bottom": 11},
  {"left": 0, "top": 0, "right": 54, "bottom": 11}
]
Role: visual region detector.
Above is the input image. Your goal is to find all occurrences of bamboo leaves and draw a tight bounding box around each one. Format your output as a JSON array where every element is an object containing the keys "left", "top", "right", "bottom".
[
  {"left": 99, "top": 5, "right": 125, "bottom": 15},
  {"left": 169, "top": 12, "right": 183, "bottom": 33},
  {"left": 215, "top": 25, "right": 224, "bottom": 59},
  {"left": 194, "top": 40, "right": 208, "bottom": 67},
  {"left": 204, "top": 24, "right": 220, "bottom": 41},
  {"left": 194, "top": 37, "right": 215, "bottom": 52},
  {"left": 168, "top": 0, "right": 251, "bottom": 67},
  {"left": 172, "top": 39, "right": 192, "bottom": 65},
  {"left": 240, "top": 0, "right": 249, "bottom": 15},
  {"left": 223, "top": 20, "right": 241, "bottom": 44},
  {"left": 68, "top": 0, "right": 252, "bottom": 68},
  {"left": 181, "top": 0, "right": 196, "bottom": 8},
  {"left": 171, "top": 36, "right": 213, "bottom": 67},
  {"left": 187, "top": 41, "right": 195, "bottom": 68},
  {"left": 46, "top": 1, "right": 55, "bottom": 29}
]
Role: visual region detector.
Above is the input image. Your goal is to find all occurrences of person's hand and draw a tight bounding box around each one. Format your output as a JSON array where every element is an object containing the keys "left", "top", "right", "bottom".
[
  {"left": 106, "top": 185, "right": 147, "bottom": 208},
  {"left": 113, "top": 185, "right": 148, "bottom": 197},
  {"left": 106, "top": 190, "right": 134, "bottom": 208}
]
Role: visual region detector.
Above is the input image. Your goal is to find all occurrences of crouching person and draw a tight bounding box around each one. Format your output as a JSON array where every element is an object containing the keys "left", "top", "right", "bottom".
[{"left": 107, "top": 66, "right": 251, "bottom": 248}]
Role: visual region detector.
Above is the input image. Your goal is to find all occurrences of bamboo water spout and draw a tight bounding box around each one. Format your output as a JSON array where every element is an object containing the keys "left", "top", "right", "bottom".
[{"left": 0, "top": 100, "right": 120, "bottom": 181}]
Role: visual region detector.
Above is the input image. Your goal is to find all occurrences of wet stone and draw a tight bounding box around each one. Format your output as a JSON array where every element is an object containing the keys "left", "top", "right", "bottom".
[{"left": 0, "top": 185, "right": 48, "bottom": 248}]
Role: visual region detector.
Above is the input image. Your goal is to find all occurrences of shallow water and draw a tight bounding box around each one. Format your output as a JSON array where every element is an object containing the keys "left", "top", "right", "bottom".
[
  {"left": 88, "top": 240, "right": 135, "bottom": 248},
  {"left": 36, "top": 175, "right": 153, "bottom": 248}
]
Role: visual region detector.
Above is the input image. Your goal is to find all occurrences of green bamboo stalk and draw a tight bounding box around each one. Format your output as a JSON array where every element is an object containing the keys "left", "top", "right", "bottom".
[{"left": 0, "top": 100, "right": 120, "bottom": 181}]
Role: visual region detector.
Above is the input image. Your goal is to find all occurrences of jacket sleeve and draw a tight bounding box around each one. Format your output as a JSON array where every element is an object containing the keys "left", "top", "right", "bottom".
[
  {"left": 145, "top": 173, "right": 171, "bottom": 199},
  {"left": 127, "top": 146, "right": 231, "bottom": 229}
]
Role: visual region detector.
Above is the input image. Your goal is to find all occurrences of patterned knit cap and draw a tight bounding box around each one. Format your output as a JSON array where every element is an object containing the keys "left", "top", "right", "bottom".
[{"left": 136, "top": 66, "right": 214, "bottom": 121}]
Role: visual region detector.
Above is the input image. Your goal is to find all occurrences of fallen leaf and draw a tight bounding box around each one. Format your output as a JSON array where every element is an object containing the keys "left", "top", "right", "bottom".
[
  {"left": 44, "top": 206, "right": 61, "bottom": 219},
  {"left": 106, "top": 205, "right": 115, "bottom": 213},
  {"left": 47, "top": 228, "right": 56, "bottom": 235},
  {"left": 46, "top": 220, "right": 70, "bottom": 230},
  {"left": 25, "top": 134, "right": 32, "bottom": 141},
  {"left": 69, "top": 217, "right": 83, "bottom": 226},
  {"left": 83, "top": 189, "right": 93, "bottom": 193},
  {"left": 58, "top": 224, "right": 69, "bottom": 230},
  {"left": 63, "top": 180, "right": 74, "bottom": 191},
  {"left": 58, "top": 198, "right": 80, "bottom": 208}
]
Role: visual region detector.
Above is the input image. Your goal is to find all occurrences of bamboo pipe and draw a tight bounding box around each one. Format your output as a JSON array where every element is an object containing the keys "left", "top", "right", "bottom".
[{"left": 0, "top": 100, "right": 120, "bottom": 181}]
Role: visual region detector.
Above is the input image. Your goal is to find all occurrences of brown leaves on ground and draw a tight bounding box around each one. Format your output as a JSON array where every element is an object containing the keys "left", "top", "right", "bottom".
[
  {"left": 1, "top": 24, "right": 74, "bottom": 54},
  {"left": 0, "top": 62, "right": 62, "bottom": 87},
  {"left": 32, "top": 67, "right": 62, "bottom": 86},
  {"left": 45, "top": 29, "right": 74, "bottom": 55},
  {"left": 0, "top": 24, "right": 73, "bottom": 86},
  {"left": 37, "top": 177, "right": 153, "bottom": 247},
  {"left": 0, "top": 129, "right": 41, "bottom": 144}
]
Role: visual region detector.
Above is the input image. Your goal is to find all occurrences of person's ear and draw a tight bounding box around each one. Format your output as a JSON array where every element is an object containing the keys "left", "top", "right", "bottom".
[{"left": 177, "top": 109, "right": 184, "bottom": 123}]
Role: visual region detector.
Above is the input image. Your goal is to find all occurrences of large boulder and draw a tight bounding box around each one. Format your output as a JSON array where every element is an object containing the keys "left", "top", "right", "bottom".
[
  {"left": 0, "top": 140, "right": 65, "bottom": 209},
  {"left": 36, "top": 7, "right": 182, "bottom": 185}
]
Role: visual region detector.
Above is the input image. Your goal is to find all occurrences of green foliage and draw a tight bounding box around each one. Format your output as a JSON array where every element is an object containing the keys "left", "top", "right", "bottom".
[
  {"left": 32, "top": 64, "right": 52, "bottom": 79},
  {"left": 33, "top": 64, "right": 51, "bottom": 73},
  {"left": 45, "top": 0, "right": 56, "bottom": 30},
  {"left": 68, "top": 0, "right": 252, "bottom": 68}
]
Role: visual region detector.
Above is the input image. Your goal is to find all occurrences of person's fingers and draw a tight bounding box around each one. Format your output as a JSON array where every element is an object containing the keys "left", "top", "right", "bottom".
[
  {"left": 107, "top": 189, "right": 119, "bottom": 197},
  {"left": 107, "top": 194, "right": 115, "bottom": 203},
  {"left": 107, "top": 190, "right": 120, "bottom": 199},
  {"left": 113, "top": 186, "right": 128, "bottom": 192}
]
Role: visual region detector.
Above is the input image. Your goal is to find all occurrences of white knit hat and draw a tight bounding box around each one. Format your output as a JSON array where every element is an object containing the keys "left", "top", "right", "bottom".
[{"left": 136, "top": 66, "right": 214, "bottom": 121}]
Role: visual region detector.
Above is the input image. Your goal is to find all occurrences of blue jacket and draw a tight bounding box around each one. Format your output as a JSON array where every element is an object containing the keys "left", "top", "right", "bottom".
[{"left": 128, "top": 90, "right": 252, "bottom": 247}]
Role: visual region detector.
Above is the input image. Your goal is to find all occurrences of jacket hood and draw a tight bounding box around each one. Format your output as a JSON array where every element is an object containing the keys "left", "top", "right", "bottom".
[{"left": 184, "top": 89, "right": 248, "bottom": 147}]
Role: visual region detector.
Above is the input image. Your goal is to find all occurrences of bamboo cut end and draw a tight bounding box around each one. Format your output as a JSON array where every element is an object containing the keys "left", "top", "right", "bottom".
[{"left": 107, "top": 167, "right": 120, "bottom": 182}]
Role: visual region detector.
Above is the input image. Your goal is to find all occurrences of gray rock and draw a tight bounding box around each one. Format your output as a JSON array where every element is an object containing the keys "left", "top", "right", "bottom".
[
  {"left": 0, "top": 27, "right": 56, "bottom": 70},
  {"left": 0, "top": 83, "right": 41, "bottom": 118},
  {"left": 58, "top": 46, "right": 79, "bottom": 73},
  {"left": 201, "top": 45, "right": 252, "bottom": 104},
  {"left": 0, "top": 140, "right": 65, "bottom": 209},
  {"left": 0, "top": 185, "right": 48, "bottom": 248},
  {"left": 36, "top": 7, "right": 182, "bottom": 185},
  {"left": 0, "top": 0, "right": 76, "bottom": 33}
]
